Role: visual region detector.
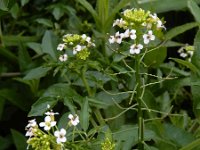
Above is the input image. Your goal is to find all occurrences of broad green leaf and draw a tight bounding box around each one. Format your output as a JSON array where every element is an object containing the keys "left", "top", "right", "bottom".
[
  {"left": 11, "top": 129, "right": 27, "bottom": 150},
  {"left": 52, "top": 6, "right": 64, "bottom": 20},
  {"left": 165, "top": 22, "right": 199, "bottom": 40},
  {"left": 28, "top": 97, "right": 58, "bottom": 116},
  {"left": 80, "top": 98, "right": 89, "bottom": 131},
  {"left": 42, "top": 83, "right": 83, "bottom": 106},
  {"left": 144, "top": 47, "right": 167, "bottom": 67},
  {"left": 36, "top": 18, "right": 53, "bottom": 27},
  {"left": 0, "top": 89, "right": 27, "bottom": 111},
  {"left": 180, "top": 138, "right": 200, "bottom": 150},
  {"left": 95, "top": 91, "right": 129, "bottom": 107},
  {"left": 41, "top": 30, "right": 58, "bottom": 60},
  {"left": 170, "top": 58, "right": 199, "bottom": 73},
  {"left": 58, "top": 112, "right": 69, "bottom": 129},
  {"left": 10, "top": 3, "right": 19, "bottom": 19},
  {"left": 163, "top": 123, "right": 195, "bottom": 147},
  {"left": 26, "top": 42, "right": 43, "bottom": 55},
  {"left": 188, "top": 0, "right": 200, "bottom": 22},
  {"left": 140, "top": 0, "right": 200, "bottom": 13},
  {"left": 23, "top": 66, "right": 51, "bottom": 80}
]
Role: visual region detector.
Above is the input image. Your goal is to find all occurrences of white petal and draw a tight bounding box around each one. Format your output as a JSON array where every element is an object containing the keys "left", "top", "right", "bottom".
[
  {"left": 44, "top": 116, "right": 51, "bottom": 122},
  {"left": 50, "top": 121, "right": 56, "bottom": 127},
  {"left": 60, "top": 137, "right": 66, "bottom": 143},
  {"left": 60, "top": 128, "right": 66, "bottom": 135},
  {"left": 130, "top": 49, "right": 135, "bottom": 54},
  {"left": 44, "top": 126, "right": 51, "bottom": 131},
  {"left": 135, "top": 49, "right": 140, "bottom": 54},
  {"left": 39, "top": 122, "right": 45, "bottom": 127},
  {"left": 54, "top": 131, "right": 60, "bottom": 137},
  {"left": 68, "top": 114, "right": 73, "bottom": 119}
]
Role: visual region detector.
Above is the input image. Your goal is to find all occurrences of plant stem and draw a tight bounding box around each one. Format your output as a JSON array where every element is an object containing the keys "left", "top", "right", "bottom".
[{"left": 135, "top": 55, "right": 144, "bottom": 150}]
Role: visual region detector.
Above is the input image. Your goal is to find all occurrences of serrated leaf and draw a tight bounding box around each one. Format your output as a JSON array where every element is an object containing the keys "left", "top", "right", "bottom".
[
  {"left": 23, "top": 66, "right": 51, "bottom": 80},
  {"left": 188, "top": 0, "right": 200, "bottom": 22},
  {"left": 11, "top": 129, "right": 27, "bottom": 150},
  {"left": 28, "top": 97, "right": 58, "bottom": 116},
  {"left": 165, "top": 22, "right": 199, "bottom": 40},
  {"left": 80, "top": 98, "right": 89, "bottom": 131}
]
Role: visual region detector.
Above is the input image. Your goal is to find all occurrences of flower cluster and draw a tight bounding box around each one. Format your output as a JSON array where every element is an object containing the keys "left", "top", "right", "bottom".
[
  {"left": 25, "top": 106, "right": 80, "bottom": 150},
  {"left": 57, "top": 34, "right": 95, "bottom": 62},
  {"left": 178, "top": 45, "right": 194, "bottom": 62},
  {"left": 109, "top": 8, "right": 165, "bottom": 55}
]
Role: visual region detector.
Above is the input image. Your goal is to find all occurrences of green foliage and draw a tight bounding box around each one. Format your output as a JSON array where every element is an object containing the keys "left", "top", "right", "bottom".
[{"left": 1, "top": 0, "right": 200, "bottom": 149}]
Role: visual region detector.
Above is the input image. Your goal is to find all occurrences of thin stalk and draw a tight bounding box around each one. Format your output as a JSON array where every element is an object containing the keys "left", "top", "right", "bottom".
[
  {"left": 81, "top": 68, "right": 105, "bottom": 125},
  {"left": 135, "top": 55, "right": 144, "bottom": 150}
]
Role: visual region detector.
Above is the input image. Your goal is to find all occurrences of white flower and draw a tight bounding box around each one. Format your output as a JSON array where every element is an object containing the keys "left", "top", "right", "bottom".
[
  {"left": 124, "top": 29, "right": 136, "bottom": 39},
  {"left": 59, "top": 54, "right": 68, "bottom": 62},
  {"left": 180, "top": 52, "right": 187, "bottom": 58},
  {"left": 157, "top": 20, "right": 166, "bottom": 30},
  {"left": 109, "top": 36, "right": 115, "bottom": 44},
  {"left": 39, "top": 116, "right": 56, "bottom": 131},
  {"left": 143, "top": 30, "right": 155, "bottom": 44},
  {"left": 68, "top": 114, "right": 79, "bottom": 126},
  {"left": 73, "top": 45, "right": 85, "bottom": 55},
  {"left": 150, "top": 13, "right": 158, "bottom": 20},
  {"left": 54, "top": 128, "right": 67, "bottom": 144},
  {"left": 45, "top": 111, "right": 59, "bottom": 116},
  {"left": 26, "top": 119, "right": 37, "bottom": 129},
  {"left": 113, "top": 18, "right": 126, "bottom": 27},
  {"left": 25, "top": 127, "right": 36, "bottom": 137},
  {"left": 130, "top": 44, "right": 143, "bottom": 54},
  {"left": 57, "top": 44, "right": 65, "bottom": 51}
]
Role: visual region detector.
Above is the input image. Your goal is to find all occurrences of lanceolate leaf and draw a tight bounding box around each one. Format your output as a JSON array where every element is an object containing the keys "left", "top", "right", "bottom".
[
  {"left": 188, "top": 0, "right": 200, "bottom": 22},
  {"left": 80, "top": 97, "right": 90, "bottom": 131},
  {"left": 164, "top": 22, "right": 199, "bottom": 40},
  {"left": 170, "top": 58, "right": 199, "bottom": 73},
  {"left": 11, "top": 129, "right": 27, "bottom": 150}
]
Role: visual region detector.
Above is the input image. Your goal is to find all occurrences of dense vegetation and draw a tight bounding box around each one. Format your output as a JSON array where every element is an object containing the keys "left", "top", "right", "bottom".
[{"left": 1, "top": 0, "right": 200, "bottom": 149}]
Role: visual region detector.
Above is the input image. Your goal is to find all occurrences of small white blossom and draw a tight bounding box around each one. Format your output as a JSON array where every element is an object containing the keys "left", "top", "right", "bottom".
[
  {"left": 25, "top": 127, "right": 35, "bottom": 137},
  {"left": 59, "top": 54, "right": 68, "bottom": 62},
  {"left": 45, "top": 111, "right": 59, "bottom": 116},
  {"left": 180, "top": 52, "right": 187, "bottom": 58},
  {"left": 150, "top": 13, "right": 158, "bottom": 20},
  {"left": 26, "top": 119, "right": 37, "bottom": 129},
  {"left": 57, "top": 44, "right": 65, "bottom": 51},
  {"left": 54, "top": 128, "right": 67, "bottom": 144},
  {"left": 124, "top": 29, "right": 137, "bottom": 39},
  {"left": 39, "top": 116, "right": 56, "bottom": 131},
  {"left": 68, "top": 114, "right": 80, "bottom": 126},
  {"left": 143, "top": 30, "right": 155, "bottom": 44},
  {"left": 113, "top": 18, "right": 126, "bottom": 27},
  {"left": 157, "top": 20, "right": 166, "bottom": 29},
  {"left": 109, "top": 32, "right": 124, "bottom": 44},
  {"left": 130, "top": 44, "right": 143, "bottom": 54}
]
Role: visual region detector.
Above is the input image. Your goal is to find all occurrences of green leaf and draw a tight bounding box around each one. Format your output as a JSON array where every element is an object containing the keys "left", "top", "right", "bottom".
[
  {"left": 1, "top": 35, "right": 39, "bottom": 46},
  {"left": 11, "top": 129, "right": 27, "bottom": 150},
  {"left": 41, "top": 30, "right": 58, "bottom": 60},
  {"left": 165, "top": 22, "right": 199, "bottom": 40},
  {"left": 28, "top": 97, "right": 58, "bottom": 117},
  {"left": 170, "top": 58, "right": 199, "bottom": 73},
  {"left": 180, "top": 138, "right": 200, "bottom": 150},
  {"left": 26, "top": 42, "right": 43, "bottom": 55},
  {"left": 80, "top": 97, "right": 89, "bottom": 131},
  {"left": 23, "top": 66, "right": 51, "bottom": 80},
  {"left": 76, "top": 0, "right": 100, "bottom": 26},
  {"left": 0, "top": 47, "right": 18, "bottom": 63},
  {"left": 191, "top": 29, "right": 200, "bottom": 118},
  {"left": 144, "top": 47, "right": 167, "bottom": 67},
  {"left": 21, "top": 0, "right": 29, "bottom": 6},
  {"left": 36, "top": 18, "right": 53, "bottom": 27},
  {"left": 188, "top": 0, "right": 200, "bottom": 22},
  {"left": 10, "top": 3, "right": 19, "bottom": 19},
  {"left": 140, "top": 0, "right": 200, "bottom": 13}
]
